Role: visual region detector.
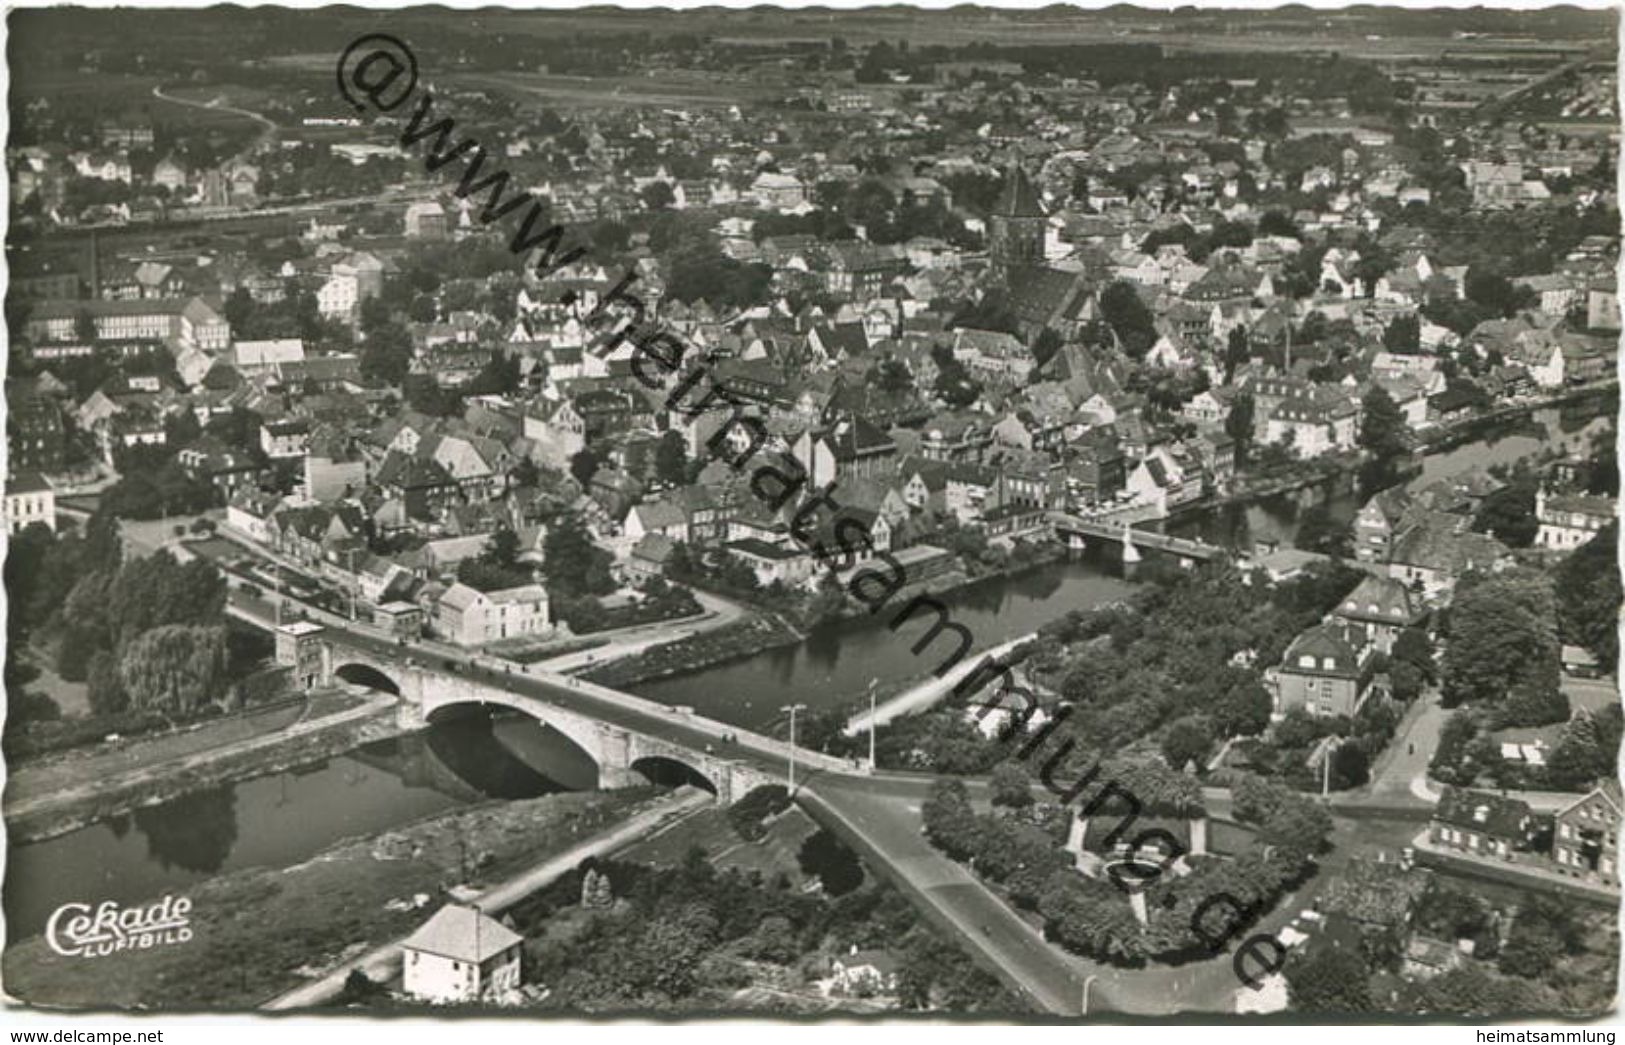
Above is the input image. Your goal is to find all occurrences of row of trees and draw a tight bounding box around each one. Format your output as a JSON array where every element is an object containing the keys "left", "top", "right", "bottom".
[{"left": 1441, "top": 568, "right": 1568, "bottom": 728}]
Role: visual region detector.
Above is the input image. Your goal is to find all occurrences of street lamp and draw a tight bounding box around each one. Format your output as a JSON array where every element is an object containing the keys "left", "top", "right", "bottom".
[
  {"left": 346, "top": 546, "right": 359, "bottom": 622},
  {"left": 1080, "top": 973, "right": 1098, "bottom": 1016},
  {"left": 867, "top": 677, "right": 879, "bottom": 771},
  {"left": 783, "top": 702, "right": 808, "bottom": 791},
  {"left": 1322, "top": 735, "right": 1344, "bottom": 799}
]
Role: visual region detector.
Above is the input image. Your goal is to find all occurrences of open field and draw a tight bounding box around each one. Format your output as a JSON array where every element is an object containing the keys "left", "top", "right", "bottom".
[
  {"left": 456, "top": 70, "right": 758, "bottom": 111},
  {"left": 253, "top": 10, "right": 1606, "bottom": 70}
]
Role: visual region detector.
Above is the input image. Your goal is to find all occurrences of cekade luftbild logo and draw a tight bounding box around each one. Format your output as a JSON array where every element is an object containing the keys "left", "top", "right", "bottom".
[{"left": 45, "top": 896, "right": 194, "bottom": 958}]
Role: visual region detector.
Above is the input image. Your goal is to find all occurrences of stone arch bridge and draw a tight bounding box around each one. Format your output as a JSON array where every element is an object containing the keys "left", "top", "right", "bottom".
[{"left": 322, "top": 639, "right": 853, "bottom": 804}]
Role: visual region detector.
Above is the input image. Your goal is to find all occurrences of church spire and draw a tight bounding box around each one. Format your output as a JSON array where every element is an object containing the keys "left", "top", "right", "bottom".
[{"left": 995, "top": 154, "right": 1046, "bottom": 219}]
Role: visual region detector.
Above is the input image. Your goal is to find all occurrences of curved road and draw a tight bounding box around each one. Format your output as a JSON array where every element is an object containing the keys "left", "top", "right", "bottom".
[{"left": 152, "top": 85, "right": 276, "bottom": 139}]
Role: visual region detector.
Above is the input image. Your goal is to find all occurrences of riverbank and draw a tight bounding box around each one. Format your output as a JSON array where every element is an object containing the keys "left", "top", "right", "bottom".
[
  {"left": 1, "top": 787, "right": 678, "bottom": 1010},
  {"left": 3, "top": 688, "right": 400, "bottom": 844},
  {"left": 1416, "top": 381, "right": 1617, "bottom": 455}
]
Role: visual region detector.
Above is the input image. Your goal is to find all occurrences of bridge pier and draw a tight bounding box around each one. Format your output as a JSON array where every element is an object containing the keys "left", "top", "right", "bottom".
[
  {"left": 598, "top": 765, "right": 644, "bottom": 791},
  {"left": 396, "top": 699, "right": 427, "bottom": 732}
]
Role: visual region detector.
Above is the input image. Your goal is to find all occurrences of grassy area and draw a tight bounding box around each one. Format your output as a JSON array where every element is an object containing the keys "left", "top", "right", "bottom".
[{"left": 2, "top": 789, "right": 661, "bottom": 1009}]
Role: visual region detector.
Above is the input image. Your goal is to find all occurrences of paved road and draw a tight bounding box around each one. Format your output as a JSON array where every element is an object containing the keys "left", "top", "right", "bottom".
[
  {"left": 1365, "top": 691, "right": 1448, "bottom": 803},
  {"left": 537, "top": 589, "right": 748, "bottom": 673},
  {"left": 806, "top": 772, "right": 1443, "bottom": 1016},
  {"left": 1561, "top": 673, "right": 1619, "bottom": 716},
  {"left": 802, "top": 773, "right": 1275, "bottom": 1016},
  {"left": 800, "top": 773, "right": 1096, "bottom": 1015}
]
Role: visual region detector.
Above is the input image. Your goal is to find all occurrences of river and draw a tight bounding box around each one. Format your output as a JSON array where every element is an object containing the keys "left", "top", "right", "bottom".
[
  {"left": 632, "top": 552, "right": 1138, "bottom": 731},
  {"left": 5, "top": 398, "right": 1612, "bottom": 943}
]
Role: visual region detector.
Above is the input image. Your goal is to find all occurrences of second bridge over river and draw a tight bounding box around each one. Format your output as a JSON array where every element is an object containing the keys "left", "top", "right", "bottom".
[{"left": 1047, "top": 512, "right": 1225, "bottom": 566}]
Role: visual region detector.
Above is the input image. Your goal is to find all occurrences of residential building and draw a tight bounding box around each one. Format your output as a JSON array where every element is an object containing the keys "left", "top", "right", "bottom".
[
  {"left": 401, "top": 904, "right": 522, "bottom": 1004},
  {"left": 261, "top": 418, "right": 312, "bottom": 460},
  {"left": 1428, "top": 786, "right": 1538, "bottom": 862},
  {"left": 3, "top": 472, "right": 55, "bottom": 534},
  {"left": 1272, "top": 622, "right": 1373, "bottom": 718},
  {"left": 1552, "top": 781, "right": 1621, "bottom": 890},
  {"left": 434, "top": 582, "right": 551, "bottom": 646},
  {"left": 1534, "top": 487, "right": 1616, "bottom": 551},
  {"left": 1330, "top": 574, "right": 1424, "bottom": 654},
  {"left": 829, "top": 946, "right": 900, "bottom": 996},
  {"left": 404, "top": 200, "right": 449, "bottom": 239}
]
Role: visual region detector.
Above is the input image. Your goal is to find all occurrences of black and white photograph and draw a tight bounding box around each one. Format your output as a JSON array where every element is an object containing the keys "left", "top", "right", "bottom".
[{"left": 0, "top": 0, "right": 1620, "bottom": 1026}]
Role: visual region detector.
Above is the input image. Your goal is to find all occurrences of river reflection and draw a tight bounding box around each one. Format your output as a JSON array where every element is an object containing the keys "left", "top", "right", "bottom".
[
  {"left": 132, "top": 787, "right": 240, "bottom": 875},
  {"left": 3, "top": 710, "right": 591, "bottom": 939}
]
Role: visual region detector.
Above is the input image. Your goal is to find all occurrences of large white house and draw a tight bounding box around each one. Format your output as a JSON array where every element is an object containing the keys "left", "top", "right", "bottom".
[
  {"left": 1534, "top": 487, "right": 1616, "bottom": 551},
  {"left": 401, "top": 904, "right": 522, "bottom": 1004},
  {"left": 434, "top": 582, "right": 551, "bottom": 646}
]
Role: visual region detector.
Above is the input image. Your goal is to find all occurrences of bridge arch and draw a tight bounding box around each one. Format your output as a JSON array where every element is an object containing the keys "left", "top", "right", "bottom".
[
  {"left": 420, "top": 702, "right": 597, "bottom": 796},
  {"left": 334, "top": 661, "right": 402, "bottom": 696},
  {"left": 630, "top": 754, "right": 718, "bottom": 795}
]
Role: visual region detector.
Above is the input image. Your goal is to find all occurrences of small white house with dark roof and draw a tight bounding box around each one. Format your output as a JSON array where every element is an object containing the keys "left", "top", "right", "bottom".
[{"left": 402, "top": 903, "right": 522, "bottom": 1004}]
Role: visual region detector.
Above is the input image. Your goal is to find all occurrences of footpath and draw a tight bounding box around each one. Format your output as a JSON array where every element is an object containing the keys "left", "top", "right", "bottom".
[{"left": 261, "top": 786, "right": 714, "bottom": 1010}]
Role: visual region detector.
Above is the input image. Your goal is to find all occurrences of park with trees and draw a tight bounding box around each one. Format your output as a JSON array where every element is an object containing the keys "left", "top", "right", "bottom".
[
  {"left": 918, "top": 764, "right": 1333, "bottom": 968},
  {"left": 3, "top": 516, "right": 276, "bottom": 761}
]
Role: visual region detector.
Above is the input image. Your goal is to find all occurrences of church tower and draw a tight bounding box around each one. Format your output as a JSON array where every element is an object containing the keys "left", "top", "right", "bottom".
[{"left": 988, "top": 160, "right": 1047, "bottom": 283}]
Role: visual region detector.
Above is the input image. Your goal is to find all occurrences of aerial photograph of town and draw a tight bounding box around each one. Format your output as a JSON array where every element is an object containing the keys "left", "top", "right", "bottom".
[{"left": 0, "top": 1, "right": 1619, "bottom": 1025}]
